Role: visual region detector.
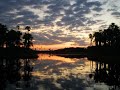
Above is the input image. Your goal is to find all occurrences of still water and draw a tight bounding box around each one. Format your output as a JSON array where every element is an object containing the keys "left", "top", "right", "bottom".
[{"left": 0, "top": 54, "right": 119, "bottom": 90}]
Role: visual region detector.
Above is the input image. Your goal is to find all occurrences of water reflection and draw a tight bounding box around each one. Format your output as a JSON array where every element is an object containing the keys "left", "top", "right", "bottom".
[
  {"left": 33, "top": 54, "right": 95, "bottom": 76},
  {"left": 92, "top": 62, "right": 120, "bottom": 90},
  {"left": 32, "top": 54, "right": 120, "bottom": 90},
  {"left": 1, "top": 54, "right": 120, "bottom": 90},
  {"left": 0, "top": 57, "right": 33, "bottom": 90},
  {"left": 32, "top": 54, "right": 98, "bottom": 90}
]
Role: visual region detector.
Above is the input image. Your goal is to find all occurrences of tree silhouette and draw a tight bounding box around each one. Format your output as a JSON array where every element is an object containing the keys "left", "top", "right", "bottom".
[
  {"left": 23, "top": 26, "right": 33, "bottom": 48},
  {"left": 6, "top": 30, "right": 22, "bottom": 47},
  {"left": 15, "top": 31, "right": 22, "bottom": 47},
  {"left": 25, "top": 26, "right": 31, "bottom": 32},
  {"left": 89, "top": 34, "right": 93, "bottom": 46},
  {"left": 0, "top": 23, "right": 34, "bottom": 48},
  {"left": 0, "top": 57, "right": 33, "bottom": 90},
  {"left": 0, "top": 23, "right": 35, "bottom": 89},
  {"left": 93, "top": 62, "right": 120, "bottom": 89},
  {"left": 93, "top": 31, "right": 102, "bottom": 46},
  {"left": 16, "top": 25, "right": 20, "bottom": 31},
  {"left": 23, "top": 33, "right": 33, "bottom": 48},
  {"left": 91, "top": 23, "right": 120, "bottom": 47},
  {"left": 0, "top": 23, "right": 8, "bottom": 47}
]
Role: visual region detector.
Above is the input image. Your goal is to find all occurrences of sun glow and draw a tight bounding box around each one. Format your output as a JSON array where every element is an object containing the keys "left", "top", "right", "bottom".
[
  {"left": 38, "top": 54, "right": 75, "bottom": 63},
  {"left": 32, "top": 43, "right": 83, "bottom": 51}
]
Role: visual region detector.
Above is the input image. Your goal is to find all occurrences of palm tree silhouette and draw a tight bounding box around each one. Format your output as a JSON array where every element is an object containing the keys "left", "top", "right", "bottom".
[
  {"left": 93, "top": 62, "right": 120, "bottom": 89},
  {"left": 91, "top": 23, "right": 120, "bottom": 47},
  {"left": 25, "top": 26, "right": 31, "bottom": 33},
  {"left": 89, "top": 34, "right": 93, "bottom": 46},
  {"left": 23, "top": 26, "right": 33, "bottom": 48},
  {"left": 93, "top": 31, "right": 102, "bottom": 46},
  {"left": 15, "top": 31, "right": 22, "bottom": 47},
  {"left": 16, "top": 25, "right": 20, "bottom": 31},
  {"left": 23, "top": 33, "right": 33, "bottom": 48}
]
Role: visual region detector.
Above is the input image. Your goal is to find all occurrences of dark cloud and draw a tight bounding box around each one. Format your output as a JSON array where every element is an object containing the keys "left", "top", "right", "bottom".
[
  {"left": 92, "top": 7, "right": 103, "bottom": 12},
  {"left": 93, "top": 14, "right": 102, "bottom": 17},
  {"left": 0, "top": 0, "right": 103, "bottom": 28},
  {"left": 107, "top": 8, "right": 116, "bottom": 12},
  {"left": 111, "top": 12, "right": 120, "bottom": 18},
  {"left": 0, "top": 0, "right": 105, "bottom": 45},
  {"left": 43, "top": 0, "right": 103, "bottom": 29},
  {"left": 56, "top": 21, "right": 65, "bottom": 26},
  {"left": 0, "top": 10, "right": 40, "bottom": 28},
  {"left": 86, "top": 19, "right": 97, "bottom": 26},
  {"left": 85, "top": 1, "right": 102, "bottom": 7},
  {"left": 0, "top": 0, "right": 41, "bottom": 28},
  {"left": 99, "top": 24, "right": 108, "bottom": 29}
]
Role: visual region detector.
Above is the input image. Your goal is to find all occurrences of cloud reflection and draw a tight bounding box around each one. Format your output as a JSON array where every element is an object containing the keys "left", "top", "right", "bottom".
[{"left": 32, "top": 54, "right": 98, "bottom": 90}]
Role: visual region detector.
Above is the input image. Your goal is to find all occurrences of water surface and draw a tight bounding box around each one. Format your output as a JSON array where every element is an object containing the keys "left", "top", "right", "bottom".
[
  {"left": 1, "top": 54, "right": 118, "bottom": 90},
  {"left": 26, "top": 54, "right": 109, "bottom": 90}
]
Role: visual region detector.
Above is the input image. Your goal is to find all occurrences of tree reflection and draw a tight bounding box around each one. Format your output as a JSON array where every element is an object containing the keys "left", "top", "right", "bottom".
[
  {"left": 92, "top": 62, "right": 120, "bottom": 90},
  {"left": 0, "top": 57, "right": 33, "bottom": 90}
]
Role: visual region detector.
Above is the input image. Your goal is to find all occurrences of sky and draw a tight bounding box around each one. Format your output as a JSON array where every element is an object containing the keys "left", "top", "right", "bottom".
[{"left": 0, "top": 0, "right": 120, "bottom": 50}]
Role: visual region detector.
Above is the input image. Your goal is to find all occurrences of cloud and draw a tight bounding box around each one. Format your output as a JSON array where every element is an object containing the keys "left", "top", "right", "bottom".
[
  {"left": 0, "top": 0, "right": 103, "bottom": 28},
  {"left": 1, "top": 0, "right": 119, "bottom": 47},
  {"left": 32, "top": 29, "right": 88, "bottom": 46},
  {"left": 0, "top": 0, "right": 103, "bottom": 26},
  {"left": 111, "top": 12, "right": 120, "bottom": 18}
]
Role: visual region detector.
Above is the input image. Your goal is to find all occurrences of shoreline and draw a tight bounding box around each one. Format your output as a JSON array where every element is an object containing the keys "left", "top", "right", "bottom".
[
  {"left": 36, "top": 46, "right": 120, "bottom": 63},
  {"left": 0, "top": 47, "right": 38, "bottom": 59}
]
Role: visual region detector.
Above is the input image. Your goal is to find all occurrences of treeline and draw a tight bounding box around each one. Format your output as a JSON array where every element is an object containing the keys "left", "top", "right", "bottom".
[
  {"left": 0, "top": 23, "right": 33, "bottom": 48},
  {"left": 89, "top": 23, "right": 120, "bottom": 48}
]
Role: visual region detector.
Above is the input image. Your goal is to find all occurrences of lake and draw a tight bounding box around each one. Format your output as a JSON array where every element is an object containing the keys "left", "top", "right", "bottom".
[{"left": 0, "top": 54, "right": 119, "bottom": 90}]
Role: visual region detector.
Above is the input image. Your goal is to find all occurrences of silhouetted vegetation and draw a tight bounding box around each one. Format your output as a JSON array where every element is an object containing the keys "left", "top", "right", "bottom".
[
  {"left": 0, "top": 23, "right": 33, "bottom": 48},
  {"left": 87, "top": 23, "right": 120, "bottom": 56},
  {"left": 37, "top": 47, "right": 88, "bottom": 58},
  {"left": 87, "top": 23, "right": 120, "bottom": 89},
  {"left": 53, "top": 47, "right": 86, "bottom": 54},
  {"left": 0, "top": 23, "right": 37, "bottom": 58},
  {"left": 90, "top": 23, "right": 120, "bottom": 47},
  {"left": 0, "top": 57, "right": 33, "bottom": 90},
  {"left": 0, "top": 23, "right": 37, "bottom": 90},
  {"left": 90, "top": 62, "right": 120, "bottom": 90},
  {"left": 23, "top": 33, "right": 33, "bottom": 48}
]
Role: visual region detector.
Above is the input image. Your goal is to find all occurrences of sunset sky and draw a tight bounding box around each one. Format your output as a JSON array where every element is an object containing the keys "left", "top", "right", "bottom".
[{"left": 0, "top": 0, "right": 120, "bottom": 50}]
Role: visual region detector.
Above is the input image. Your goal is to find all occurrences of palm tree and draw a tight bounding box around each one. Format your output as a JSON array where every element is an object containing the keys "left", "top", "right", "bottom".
[
  {"left": 23, "top": 26, "right": 33, "bottom": 48},
  {"left": 23, "top": 33, "right": 33, "bottom": 48},
  {"left": 89, "top": 34, "right": 93, "bottom": 46},
  {"left": 15, "top": 31, "right": 22, "bottom": 47},
  {"left": 16, "top": 25, "right": 20, "bottom": 31},
  {"left": 25, "top": 26, "right": 31, "bottom": 33},
  {"left": 105, "top": 23, "right": 120, "bottom": 47},
  {"left": 93, "top": 31, "right": 102, "bottom": 46},
  {"left": 90, "top": 23, "right": 120, "bottom": 47},
  {"left": 16, "top": 25, "right": 23, "bottom": 47},
  {"left": 102, "top": 29, "right": 107, "bottom": 46}
]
